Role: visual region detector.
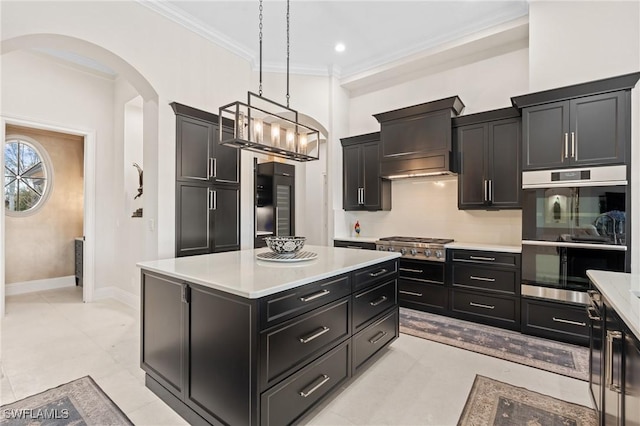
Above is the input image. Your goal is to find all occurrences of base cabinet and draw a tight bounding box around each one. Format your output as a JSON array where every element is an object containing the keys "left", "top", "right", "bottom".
[
  {"left": 521, "top": 297, "right": 590, "bottom": 346},
  {"left": 141, "top": 260, "right": 399, "bottom": 426}
]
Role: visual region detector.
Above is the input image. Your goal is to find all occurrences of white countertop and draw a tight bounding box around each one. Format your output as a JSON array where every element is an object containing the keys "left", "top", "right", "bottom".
[
  {"left": 446, "top": 241, "right": 522, "bottom": 253},
  {"left": 587, "top": 270, "right": 640, "bottom": 341},
  {"left": 138, "top": 245, "right": 400, "bottom": 299}
]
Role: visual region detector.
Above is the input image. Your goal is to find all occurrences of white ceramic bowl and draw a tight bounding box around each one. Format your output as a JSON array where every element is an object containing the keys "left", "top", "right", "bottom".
[{"left": 264, "top": 236, "right": 306, "bottom": 255}]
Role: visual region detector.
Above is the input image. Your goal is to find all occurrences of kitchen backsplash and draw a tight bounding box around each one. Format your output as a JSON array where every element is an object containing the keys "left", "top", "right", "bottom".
[{"left": 335, "top": 176, "right": 522, "bottom": 245}]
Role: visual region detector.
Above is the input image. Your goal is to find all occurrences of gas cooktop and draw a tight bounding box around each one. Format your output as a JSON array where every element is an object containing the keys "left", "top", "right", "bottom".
[
  {"left": 375, "top": 236, "right": 454, "bottom": 261},
  {"left": 378, "top": 236, "right": 454, "bottom": 245}
]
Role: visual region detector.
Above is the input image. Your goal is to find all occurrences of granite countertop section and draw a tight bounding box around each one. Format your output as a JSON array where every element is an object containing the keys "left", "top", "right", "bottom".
[
  {"left": 333, "top": 236, "right": 381, "bottom": 243},
  {"left": 138, "top": 245, "right": 400, "bottom": 299},
  {"left": 587, "top": 270, "right": 640, "bottom": 341},
  {"left": 446, "top": 241, "right": 522, "bottom": 253}
]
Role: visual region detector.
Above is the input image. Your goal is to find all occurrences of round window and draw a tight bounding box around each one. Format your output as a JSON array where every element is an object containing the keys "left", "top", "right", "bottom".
[{"left": 4, "top": 135, "right": 53, "bottom": 215}]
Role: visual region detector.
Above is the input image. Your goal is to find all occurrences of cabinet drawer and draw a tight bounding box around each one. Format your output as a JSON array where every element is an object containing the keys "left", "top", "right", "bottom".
[
  {"left": 333, "top": 240, "right": 377, "bottom": 250},
  {"left": 398, "top": 259, "right": 445, "bottom": 285},
  {"left": 353, "top": 279, "right": 397, "bottom": 332},
  {"left": 451, "top": 264, "right": 517, "bottom": 294},
  {"left": 451, "top": 290, "right": 517, "bottom": 324},
  {"left": 353, "top": 259, "right": 398, "bottom": 291},
  {"left": 260, "top": 298, "right": 350, "bottom": 387},
  {"left": 450, "top": 250, "right": 520, "bottom": 268},
  {"left": 353, "top": 309, "right": 398, "bottom": 371},
  {"left": 399, "top": 280, "right": 447, "bottom": 311},
  {"left": 521, "top": 298, "right": 589, "bottom": 345},
  {"left": 259, "top": 274, "right": 350, "bottom": 329},
  {"left": 260, "top": 341, "right": 350, "bottom": 426}
]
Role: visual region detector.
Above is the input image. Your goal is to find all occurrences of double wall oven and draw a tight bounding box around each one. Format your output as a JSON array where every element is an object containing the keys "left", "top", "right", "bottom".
[{"left": 521, "top": 165, "right": 629, "bottom": 304}]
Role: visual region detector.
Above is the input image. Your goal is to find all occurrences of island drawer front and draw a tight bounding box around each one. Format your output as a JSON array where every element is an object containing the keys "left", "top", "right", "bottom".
[
  {"left": 353, "top": 309, "right": 398, "bottom": 371},
  {"left": 260, "top": 341, "right": 350, "bottom": 426},
  {"left": 451, "top": 290, "right": 517, "bottom": 324},
  {"left": 261, "top": 298, "right": 351, "bottom": 388},
  {"left": 399, "top": 280, "right": 448, "bottom": 312},
  {"left": 451, "top": 264, "right": 517, "bottom": 295},
  {"left": 353, "top": 279, "right": 397, "bottom": 332},
  {"left": 260, "top": 274, "right": 351, "bottom": 329},
  {"left": 353, "top": 259, "right": 398, "bottom": 291},
  {"left": 450, "top": 250, "right": 520, "bottom": 268}
]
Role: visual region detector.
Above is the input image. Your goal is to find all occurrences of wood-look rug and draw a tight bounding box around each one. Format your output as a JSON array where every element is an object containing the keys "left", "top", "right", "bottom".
[
  {"left": 0, "top": 376, "right": 133, "bottom": 426},
  {"left": 458, "top": 375, "right": 597, "bottom": 426},
  {"left": 400, "top": 307, "right": 589, "bottom": 381}
]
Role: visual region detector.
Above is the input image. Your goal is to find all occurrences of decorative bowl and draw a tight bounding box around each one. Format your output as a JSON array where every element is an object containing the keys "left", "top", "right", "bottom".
[{"left": 264, "top": 236, "right": 306, "bottom": 255}]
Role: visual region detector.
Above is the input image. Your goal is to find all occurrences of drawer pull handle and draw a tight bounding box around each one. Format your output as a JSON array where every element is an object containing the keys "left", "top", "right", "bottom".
[
  {"left": 346, "top": 246, "right": 363, "bottom": 249},
  {"left": 470, "top": 276, "right": 496, "bottom": 282},
  {"left": 586, "top": 306, "right": 601, "bottom": 321},
  {"left": 469, "top": 256, "right": 495, "bottom": 262},
  {"left": 369, "top": 296, "right": 388, "bottom": 307},
  {"left": 299, "top": 374, "right": 330, "bottom": 398},
  {"left": 469, "top": 302, "right": 495, "bottom": 310},
  {"left": 399, "top": 267, "right": 423, "bottom": 274},
  {"left": 552, "top": 317, "right": 586, "bottom": 327},
  {"left": 299, "top": 326, "right": 331, "bottom": 344},
  {"left": 369, "top": 268, "right": 388, "bottom": 277},
  {"left": 399, "top": 290, "right": 423, "bottom": 297},
  {"left": 300, "top": 289, "right": 330, "bottom": 302},
  {"left": 369, "top": 331, "right": 388, "bottom": 345}
]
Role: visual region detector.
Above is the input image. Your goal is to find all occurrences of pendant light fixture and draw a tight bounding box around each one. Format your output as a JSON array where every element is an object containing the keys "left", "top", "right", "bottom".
[{"left": 219, "top": 0, "right": 320, "bottom": 162}]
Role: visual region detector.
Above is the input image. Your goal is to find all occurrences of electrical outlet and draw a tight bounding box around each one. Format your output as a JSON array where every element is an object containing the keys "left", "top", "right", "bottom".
[{"left": 148, "top": 218, "right": 155, "bottom": 231}]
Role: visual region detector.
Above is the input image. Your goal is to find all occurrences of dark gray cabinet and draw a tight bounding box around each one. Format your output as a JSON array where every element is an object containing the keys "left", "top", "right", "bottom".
[
  {"left": 454, "top": 108, "right": 521, "bottom": 210},
  {"left": 511, "top": 73, "right": 640, "bottom": 171},
  {"left": 340, "top": 132, "right": 391, "bottom": 211},
  {"left": 625, "top": 330, "right": 640, "bottom": 426},
  {"left": 172, "top": 102, "right": 240, "bottom": 257},
  {"left": 333, "top": 240, "right": 377, "bottom": 250}
]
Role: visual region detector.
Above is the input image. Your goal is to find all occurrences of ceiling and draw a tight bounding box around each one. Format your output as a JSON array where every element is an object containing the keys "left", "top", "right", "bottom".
[{"left": 143, "top": 0, "right": 530, "bottom": 79}]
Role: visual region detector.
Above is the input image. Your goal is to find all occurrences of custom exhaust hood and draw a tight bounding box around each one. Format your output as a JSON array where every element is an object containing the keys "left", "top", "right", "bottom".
[{"left": 374, "top": 96, "right": 464, "bottom": 179}]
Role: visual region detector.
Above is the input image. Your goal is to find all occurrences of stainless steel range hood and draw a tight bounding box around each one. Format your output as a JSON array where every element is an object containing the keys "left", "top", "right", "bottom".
[{"left": 374, "top": 96, "right": 464, "bottom": 179}]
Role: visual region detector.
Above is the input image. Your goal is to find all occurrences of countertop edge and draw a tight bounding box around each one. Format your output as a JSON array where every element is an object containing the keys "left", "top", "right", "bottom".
[
  {"left": 445, "top": 242, "right": 522, "bottom": 253},
  {"left": 587, "top": 270, "right": 640, "bottom": 341}
]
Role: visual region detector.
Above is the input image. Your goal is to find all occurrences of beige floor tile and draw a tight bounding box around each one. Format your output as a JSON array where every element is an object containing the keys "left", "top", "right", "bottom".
[{"left": 127, "top": 400, "right": 190, "bottom": 426}]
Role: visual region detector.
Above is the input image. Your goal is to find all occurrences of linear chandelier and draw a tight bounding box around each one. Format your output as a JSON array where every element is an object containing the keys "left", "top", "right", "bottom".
[{"left": 219, "top": 0, "right": 320, "bottom": 162}]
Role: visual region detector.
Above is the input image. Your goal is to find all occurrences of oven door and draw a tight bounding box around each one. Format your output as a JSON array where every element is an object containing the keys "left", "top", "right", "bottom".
[{"left": 521, "top": 241, "right": 625, "bottom": 301}]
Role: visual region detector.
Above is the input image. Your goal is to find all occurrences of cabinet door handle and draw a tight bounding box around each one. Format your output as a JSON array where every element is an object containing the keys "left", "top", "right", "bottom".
[
  {"left": 299, "top": 374, "right": 330, "bottom": 398},
  {"left": 369, "top": 295, "right": 388, "bottom": 307},
  {"left": 571, "top": 131, "right": 576, "bottom": 159},
  {"left": 552, "top": 317, "right": 586, "bottom": 327},
  {"left": 469, "top": 256, "right": 495, "bottom": 262},
  {"left": 469, "top": 302, "right": 495, "bottom": 310},
  {"left": 586, "top": 306, "right": 601, "bottom": 321},
  {"left": 470, "top": 275, "right": 496, "bottom": 282},
  {"left": 208, "top": 189, "right": 216, "bottom": 210},
  {"left": 282, "top": 172, "right": 291, "bottom": 177},
  {"left": 606, "top": 330, "right": 623, "bottom": 393},
  {"left": 369, "top": 268, "right": 388, "bottom": 277},
  {"left": 488, "top": 180, "right": 492, "bottom": 202},
  {"left": 399, "top": 267, "right": 423, "bottom": 274},
  {"left": 368, "top": 331, "right": 388, "bottom": 345},
  {"left": 399, "top": 290, "right": 423, "bottom": 297},
  {"left": 564, "top": 133, "right": 569, "bottom": 159},
  {"left": 299, "top": 289, "right": 330, "bottom": 302},
  {"left": 208, "top": 157, "right": 217, "bottom": 178},
  {"left": 299, "top": 326, "right": 331, "bottom": 343},
  {"left": 483, "top": 180, "right": 488, "bottom": 202}
]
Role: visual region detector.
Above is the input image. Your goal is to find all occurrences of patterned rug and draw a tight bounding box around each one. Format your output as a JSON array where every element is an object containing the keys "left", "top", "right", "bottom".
[
  {"left": 458, "top": 375, "right": 597, "bottom": 425},
  {"left": 400, "top": 307, "right": 589, "bottom": 381},
  {"left": 0, "top": 376, "right": 132, "bottom": 425}
]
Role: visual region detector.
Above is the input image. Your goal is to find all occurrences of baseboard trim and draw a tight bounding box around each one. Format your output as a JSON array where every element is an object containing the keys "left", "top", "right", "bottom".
[
  {"left": 5, "top": 276, "right": 75, "bottom": 295},
  {"left": 94, "top": 286, "right": 140, "bottom": 310}
]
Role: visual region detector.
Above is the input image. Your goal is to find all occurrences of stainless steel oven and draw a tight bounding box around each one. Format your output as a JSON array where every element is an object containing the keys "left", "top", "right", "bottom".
[{"left": 521, "top": 165, "right": 629, "bottom": 303}]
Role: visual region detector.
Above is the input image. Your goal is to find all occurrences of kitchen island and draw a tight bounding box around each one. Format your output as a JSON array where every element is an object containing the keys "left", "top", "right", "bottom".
[{"left": 137, "top": 245, "right": 401, "bottom": 426}]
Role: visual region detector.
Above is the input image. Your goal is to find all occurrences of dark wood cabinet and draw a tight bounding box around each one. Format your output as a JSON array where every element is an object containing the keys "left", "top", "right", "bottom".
[
  {"left": 624, "top": 329, "right": 640, "bottom": 426},
  {"left": 141, "top": 259, "right": 399, "bottom": 426},
  {"left": 454, "top": 108, "right": 521, "bottom": 210},
  {"left": 521, "top": 298, "right": 589, "bottom": 346},
  {"left": 333, "top": 239, "right": 377, "bottom": 250},
  {"left": 340, "top": 132, "right": 391, "bottom": 211},
  {"left": 511, "top": 73, "right": 640, "bottom": 171},
  {"left": 172, "top": 102, "right": 240, "bottom": 257}
]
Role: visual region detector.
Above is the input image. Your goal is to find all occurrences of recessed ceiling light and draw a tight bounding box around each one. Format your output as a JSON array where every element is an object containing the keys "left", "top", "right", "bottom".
[{"left": 334, "top": 42, "right": 346, "bottom": 53}]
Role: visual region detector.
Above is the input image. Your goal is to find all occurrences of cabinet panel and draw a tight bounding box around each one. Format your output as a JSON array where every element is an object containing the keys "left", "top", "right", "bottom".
[
  {"left": 489, "top": 119, "right": 521, "bottom": 207},
  {"left": 353, "top": 309, "right": 398, "bottom": 371},
  {"left": 343, "top": 145, "right": 362, "bottom": 210},
  {"left": 625, "top": 331, "right": 640, "bottom": 426},
  {"left": 399, "top": 280, "right": 448, "bottom": 312},
  {"left": 353, "top": 279, "right": 397, "bottom": 332},
  {"left": 521, "top": 298, "right": 589, "bottom": 345},
  {"left": 451, "top": 264, "right": 517, "bottom": 294},
  {"left": 353, "top": 259, "right": 398, "bottom": 290},
  {"left": 457, "top": 124, "right": 487, "bottom": 208},
  {"left": 176, "top": 182, "right": 211, "bottom": 257},
  {"left": 141, "top": 273, "right": 185, "bottom": 396},
  {"left": 213, "top": 125, "right": 240, "bottom": 183},
  {"left": 450, "top": 250, "right": 520, "bottom": 268},
  {"left": 362, "top": 141, "right": 381, "bottom": 210},
  {"left": 212, "top": 185, "right": 240, "bottom": 252},
  {"left": 522, "top": 102, "right": 569, "bottom": 170},
  {"left": 333, "top": 240, "right": 377, "bottom": 250},
  {"left": 380, "top": 110, "right": 451, "bottom": 159},
  {"left": 451, "top": 289, "right": 518, "bottom": 326},
  {"left": 177, "top": 117, "right": 211, "bottom": 181}
]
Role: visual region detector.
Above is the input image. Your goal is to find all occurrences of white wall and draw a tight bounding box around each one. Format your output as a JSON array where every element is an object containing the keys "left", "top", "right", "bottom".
[
  {"left": 337, "top": 47, "right": 529, "bottom": 244},
  {"left": 528, "top": 0, "right": 640, "bottom": 270}
]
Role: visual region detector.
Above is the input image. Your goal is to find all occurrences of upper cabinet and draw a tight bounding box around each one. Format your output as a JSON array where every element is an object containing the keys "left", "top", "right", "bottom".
[
  {"left": 340, "top": 132, "right": 391, "bottom": 211},
  {"left": 512, "top": 72, "right": 640, "bottom": 171},
  {"left": 373, "top": 96, "right": 464, "bottom": 178},
  {"left": 172, "top": 102, "right": 240, "bottom": 184},
  {"left": 454, "top": 108, "right": 522, "bottom": 210}
]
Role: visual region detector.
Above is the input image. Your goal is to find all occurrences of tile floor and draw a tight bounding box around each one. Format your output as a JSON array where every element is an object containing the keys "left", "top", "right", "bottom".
[{"left": 1, "top": 287, "right": 593, "bottom": 425}]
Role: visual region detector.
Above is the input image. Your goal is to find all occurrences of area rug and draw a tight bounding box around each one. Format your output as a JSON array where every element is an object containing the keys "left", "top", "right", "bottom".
[
  {"left": 400, "top": 307, "right": 589, "bottom": 381},
  {"left": 0, "top": 376, "right": 133, "bottom": 425},
  {"left": 458, "top": 375, "right": 597, "bottom": 425}
]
